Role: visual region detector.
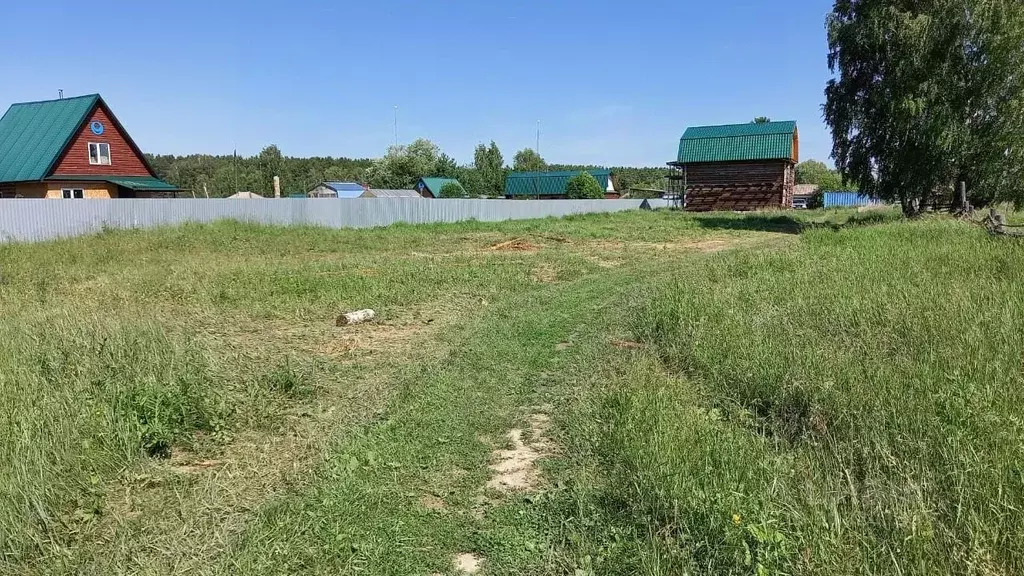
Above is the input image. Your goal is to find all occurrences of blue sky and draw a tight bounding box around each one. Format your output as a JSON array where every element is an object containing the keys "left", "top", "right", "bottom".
[{"left": 0, "top": 0, "right": 836, "bottom": 167}]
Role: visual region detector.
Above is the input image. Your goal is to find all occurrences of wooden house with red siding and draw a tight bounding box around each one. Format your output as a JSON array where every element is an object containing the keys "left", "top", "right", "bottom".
[
  {"left": 0, "top": 94, "right": 177, "bottom": 199},
  {"left": 667, "top": 121, "right": 798, "bottom": 211}
]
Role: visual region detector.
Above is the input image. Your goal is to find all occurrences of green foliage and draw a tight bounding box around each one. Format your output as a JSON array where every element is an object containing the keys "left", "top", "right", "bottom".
[
  {"left": 364, "top": 139, "right": 446, "bottom": 190},
  {"left": 474, "top": 141, "right": 506, "bottom": 197},
  {"left": 550, "top": 164, "right": 669, "bottom": 193},
  {"left": 796, "top": 159, "right": 845, "bottom": 191},
  {"left": 455, "top": 167, "right": 487, "bottom": 197},
  {"left": 434, "top": 153, "right": 460, "bottom": 179},
  {"left": 513, "top": 148, "right": 547, "bottom": 172},
  {"left": 752, "top": 116, "right": 772, "bottom": 124},
  {"left": 147, "top": 149, "right": 372, "bottom": 197},
  {"left": 565, "top": 172, "right": 604, "bottom": 199},
  {"left": 825, "top": 0, "right": 1024, "bottom": 214},
  {"left": 438, "top": 181, "right": 468, "bottom": 198}
]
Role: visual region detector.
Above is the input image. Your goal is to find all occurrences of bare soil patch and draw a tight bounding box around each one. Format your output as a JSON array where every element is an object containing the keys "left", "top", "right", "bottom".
[
  {"left": 610, "top": 339, "right": 645, "bottom": 350},
  {"left": 485, "top": 412, "right": 551, "bottom": 493},
  {"left": 487, "top": 238, "right": 542, "bottom": 252},
  {"left": 454, "top": 552, "right": 484, "bottom": 574},
  {"left": 418, "top": 494, "right": 447, "bottom": 511}
]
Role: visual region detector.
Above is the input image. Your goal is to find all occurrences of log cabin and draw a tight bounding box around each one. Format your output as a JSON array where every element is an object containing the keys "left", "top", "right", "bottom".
[
  {"left": 0, "top": 94, "right": 177, "bottom": 199},
  {"left": 667, "top": 121, "right": 798, "bottom": 211}
]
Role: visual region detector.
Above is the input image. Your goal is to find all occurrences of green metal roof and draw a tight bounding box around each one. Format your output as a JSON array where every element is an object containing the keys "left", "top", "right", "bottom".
[
  {"left": 417, "top": 177, "right": 461, "bottom": 198},
  {"left": 505, "top": 170, "right": 611, "bottom": 196},
  {"left": 0, "top": 94, "right": 100, "bottom": 182},
  {"left": 676, "top": 121, "right": 797, "bottom": 163},
  {"left": 48, "top": 175, "right": 178, "bottom": 191}
]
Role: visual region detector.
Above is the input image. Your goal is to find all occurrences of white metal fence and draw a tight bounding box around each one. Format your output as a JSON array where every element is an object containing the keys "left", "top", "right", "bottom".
[{"left": 0, "top": 198, "right": 666, "bottom": 244}]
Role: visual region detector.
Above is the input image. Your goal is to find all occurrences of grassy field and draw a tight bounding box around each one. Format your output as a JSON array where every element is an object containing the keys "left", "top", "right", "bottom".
[{"left": 1, "top": 208, "right": 1021, "bottom": 575}]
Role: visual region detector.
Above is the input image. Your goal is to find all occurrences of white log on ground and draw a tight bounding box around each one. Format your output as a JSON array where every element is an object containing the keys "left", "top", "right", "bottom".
[{"left": 336, "top": 309, "right": 375, "bottom": 326}]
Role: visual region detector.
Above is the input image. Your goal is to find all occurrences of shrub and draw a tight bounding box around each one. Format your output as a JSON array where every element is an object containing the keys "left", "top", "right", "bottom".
[
  {"left": 565, "top": 172, "right": 605, "bottom": 199},
  {"left": 439, "top": 181, "right": 467, "bottom": 198}
]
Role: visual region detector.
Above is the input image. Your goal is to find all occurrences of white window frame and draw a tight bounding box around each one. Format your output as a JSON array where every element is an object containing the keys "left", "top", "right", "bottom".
[
  {"left": 62, "top": 188, "right": 84, "bottom": 199},
  {"left": 88, "top": 142, "right": 111, "bottom": 165}
]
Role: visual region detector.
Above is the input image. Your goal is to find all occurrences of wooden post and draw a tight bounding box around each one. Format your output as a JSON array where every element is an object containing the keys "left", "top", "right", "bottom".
[
  {"left": 957, "top": 181, "right": 967, "bottom": 211},
  {"left": 273, "top": 176, "right": 281, "bottom": 199}
]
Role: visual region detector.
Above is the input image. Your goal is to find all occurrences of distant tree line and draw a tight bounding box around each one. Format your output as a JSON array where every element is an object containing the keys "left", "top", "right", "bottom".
[
  {"left": 147, "top": 146, "right": 372, "bottom": 198},
  {"left": 148, "top": 140, "right": 674, "bottom": 198}
]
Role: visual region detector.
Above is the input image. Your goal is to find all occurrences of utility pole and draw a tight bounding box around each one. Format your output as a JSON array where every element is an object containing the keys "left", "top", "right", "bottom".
[{"left": 58, "top": 89, "right": 63, "bottom": 100}]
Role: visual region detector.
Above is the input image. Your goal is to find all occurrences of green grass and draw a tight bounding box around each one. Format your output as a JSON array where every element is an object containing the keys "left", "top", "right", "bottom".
[
  {"left": 0, "top": 210, "right": 768, "bottom": 574},
  {"left": 538, "top": 217, "right": 1024, "bottom": 574},
  {"left": 2, "top": 208, "right": 1020, "bottom": 575}
]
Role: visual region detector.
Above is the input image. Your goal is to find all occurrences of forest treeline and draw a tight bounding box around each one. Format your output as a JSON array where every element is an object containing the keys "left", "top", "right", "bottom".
[
  {"left": 147, "top": 139, "right": 841, "bottom": 198},
  {"left": 146, "top": 140, "right": 672, "bottom": 198}
]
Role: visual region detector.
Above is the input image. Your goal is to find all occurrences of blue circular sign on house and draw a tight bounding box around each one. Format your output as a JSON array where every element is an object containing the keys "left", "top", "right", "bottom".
[{"left": 90, "top": 121, "right": 104, "bottom": 135}]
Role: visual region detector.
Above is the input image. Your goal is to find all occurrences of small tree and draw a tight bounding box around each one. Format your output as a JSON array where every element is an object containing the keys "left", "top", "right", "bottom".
[
  {"left": 565, "top": 172, "right": 604, "bottom": 199},
  {"left": 439, "top": 181, "right": 467, "bottom": 198},
  {"left": 753, "top": 117, "right": 772, "bottom": 124},
  {"left": 513, "top": 148, "right": 547, "bottom": 172}
]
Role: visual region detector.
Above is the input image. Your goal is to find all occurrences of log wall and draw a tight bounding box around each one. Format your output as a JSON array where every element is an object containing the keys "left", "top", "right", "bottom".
[{"left": 671, "top": 161, "right": 795, "bottom": 212}]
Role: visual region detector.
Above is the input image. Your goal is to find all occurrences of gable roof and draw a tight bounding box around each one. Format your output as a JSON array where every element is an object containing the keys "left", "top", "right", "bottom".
[
  {"left": 323, "top": 181, "right": 364, "bottom": 192},
  {"left": 361, "top": 188, "right": 421, "bottom": 198},
  {"left": 0, "top": 93, "right": 161, "bottom": 183},
  {"left": 0, "top": 94, "right": 100, "bottom": 182},
  {"left": 417, "top": 177, "right": 461, "bottom": 198},
  {"left": 505, "top": 169, "right": 612, "bottom": 196},
  {"left": 676, "top": 121, "right": 798, "bottom": 164},
  {"left": 318, "top": 181, "right": 365, "bottom": 198}
]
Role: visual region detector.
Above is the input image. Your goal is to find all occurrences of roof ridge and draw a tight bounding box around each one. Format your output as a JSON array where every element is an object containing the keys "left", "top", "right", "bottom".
[
  {"left": 686, "top": 120, "right": 795, "bottom": 129},
  {"left": 681, "top": 132, "right": 790, "bottom": 141},
  {"left": 9, "top": 94, "right": 100, "bottom": 107}
]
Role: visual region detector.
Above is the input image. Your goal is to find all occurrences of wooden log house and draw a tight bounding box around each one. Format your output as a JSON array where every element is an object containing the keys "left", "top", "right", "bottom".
[
  {"left": 667, "top": 121, "right": 799, "bottom": 211},
  {"left": 0, "top": 94, "right": 177, "bottom": 199}
]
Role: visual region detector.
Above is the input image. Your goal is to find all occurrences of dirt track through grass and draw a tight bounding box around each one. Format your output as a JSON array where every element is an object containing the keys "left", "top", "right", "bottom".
[
  {"left": 7, "top": 208, "right": 1020, "bottom": 575},
  {"left": 0, "top": 210, "right": 781, "bottom": 574}
]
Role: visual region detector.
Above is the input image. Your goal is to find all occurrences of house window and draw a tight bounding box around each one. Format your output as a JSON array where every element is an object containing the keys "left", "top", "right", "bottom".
[
  {"left": 88, "top": 142, "right": 111, "bottom": 165},
  {"left": 62, "top": 188, "right": 84, "bottom": 199}
]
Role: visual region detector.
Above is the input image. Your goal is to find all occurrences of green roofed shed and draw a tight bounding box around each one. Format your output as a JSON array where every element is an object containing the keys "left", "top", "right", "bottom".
[
  {"left": 505, "top": 169, "right": 615, "bottom": 198},
  {"left": 416, "top": 177, "right": 461, "bottom": 198},
  {"left": 667, "top": 120, "right": 799, "bottom": 212},
  {"left": 676, "top": 121, "right": 798, "bottom": 164}
]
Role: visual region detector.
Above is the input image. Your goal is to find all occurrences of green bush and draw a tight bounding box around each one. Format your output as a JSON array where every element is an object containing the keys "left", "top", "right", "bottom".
[
  {"left": 439, "top": 181, "right": 467, "bottom": 198},
  {"left": 565, "top": 172, "right": 605, "bottom": 199}
]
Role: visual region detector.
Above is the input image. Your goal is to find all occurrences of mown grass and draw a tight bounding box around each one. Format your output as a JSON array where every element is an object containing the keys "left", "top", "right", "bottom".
[
  {"left": 540, "top": 217, "right": 1024, "bottom": 574},
  {"left": 6, "top": 208, "right": 1017, "bottom": 576},
  {"left": 0, "top": 209, "right": 763, "bottom": 574}
]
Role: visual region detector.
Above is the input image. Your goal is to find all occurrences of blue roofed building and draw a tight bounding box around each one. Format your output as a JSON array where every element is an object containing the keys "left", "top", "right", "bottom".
[{"left": 308, "top": 181, "right": 366, "bottom": 198}]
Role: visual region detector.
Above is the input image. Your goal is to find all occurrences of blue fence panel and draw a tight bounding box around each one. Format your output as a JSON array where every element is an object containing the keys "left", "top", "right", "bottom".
[{"left": 823, "top": 192, "right": 879, "bottom": 208}]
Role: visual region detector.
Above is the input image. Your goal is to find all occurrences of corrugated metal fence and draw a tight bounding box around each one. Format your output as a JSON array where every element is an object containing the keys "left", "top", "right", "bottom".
[
  {"left": 823, "top": 192, "right": 881, "bottom": 208},
  {"left": 0, "top": 198, "right": 668, "bottom": 244}
]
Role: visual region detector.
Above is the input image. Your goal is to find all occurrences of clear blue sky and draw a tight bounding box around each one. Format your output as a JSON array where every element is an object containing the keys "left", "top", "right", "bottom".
[{"left": 0, "top": 0, "right": 836, "bottom": 167}]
